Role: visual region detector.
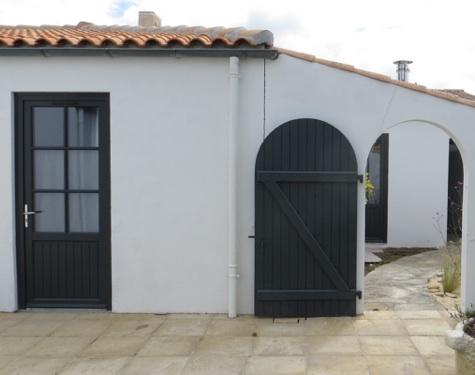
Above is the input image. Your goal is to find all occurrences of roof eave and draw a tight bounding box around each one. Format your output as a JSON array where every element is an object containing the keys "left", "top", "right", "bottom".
[{"left": 0, "top": 46, "right": 279, "bottom": 59}]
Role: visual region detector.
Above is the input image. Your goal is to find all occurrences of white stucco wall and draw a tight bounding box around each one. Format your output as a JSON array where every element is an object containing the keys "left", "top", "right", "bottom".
[
  {"left": 0, "top": 92, "right": 17, "bottom": 312},
  {"left": 0, "top": 56, "right": 238, "bottom": 313},
  {"left": 1, "top": 52, "right": 475, "bottom": 314},
  {"left": 109, "top": 58, "right": 231, "bottom": 313},
  {"left": 386, "top": 123, "right": 449, "bottom": 248}
]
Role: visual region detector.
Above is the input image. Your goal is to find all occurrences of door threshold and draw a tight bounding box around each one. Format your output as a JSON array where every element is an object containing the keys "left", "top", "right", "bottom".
[
  {"left": 365, "top": 242, "right": 387, "bottom": 249},
  {"left": 22, "top": 307, "right": 107, "bottom": 312}
]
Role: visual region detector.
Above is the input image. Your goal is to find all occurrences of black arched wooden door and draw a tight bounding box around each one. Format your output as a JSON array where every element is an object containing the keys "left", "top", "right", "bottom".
[{"left": 255, "top": 118, "right": 360, "bottom": 317}]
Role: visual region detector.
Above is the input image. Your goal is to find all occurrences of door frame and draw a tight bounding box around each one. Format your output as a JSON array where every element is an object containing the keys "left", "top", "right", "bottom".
[{"left": 14, "top": 92, "right": 112, "bottom": 310}]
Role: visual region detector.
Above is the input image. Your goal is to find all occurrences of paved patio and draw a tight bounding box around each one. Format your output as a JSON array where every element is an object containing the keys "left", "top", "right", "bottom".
[{"left": 0, "top": 309, "right": 456, "bottom": 374}]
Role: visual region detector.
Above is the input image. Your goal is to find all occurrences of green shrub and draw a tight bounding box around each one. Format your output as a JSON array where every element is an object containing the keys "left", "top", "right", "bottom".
[
  {"left": 442, "top": 253, "right": 461, "bottom": 293},
  {"left": 465, "top": 309, "right": 475, "bottom": 319},
  {"left": 365, "top": 173, "right": 374, "bottom": 203}
]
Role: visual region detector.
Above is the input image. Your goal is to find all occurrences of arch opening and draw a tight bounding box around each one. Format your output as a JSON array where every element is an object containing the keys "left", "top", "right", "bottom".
[{"left": 364, "top": 120, "right": 465, "bottom": 312}]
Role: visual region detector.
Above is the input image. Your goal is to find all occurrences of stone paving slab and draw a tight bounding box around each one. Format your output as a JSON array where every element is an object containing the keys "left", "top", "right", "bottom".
[
  {"left": 365, "top": 249, "right": 445, "bottom": 311},
  {"left": 365, "top": 248, "right": 383, "bottom": 263},
  {"left": 0, "top": 310, "right": 457, "bottom": 374}
]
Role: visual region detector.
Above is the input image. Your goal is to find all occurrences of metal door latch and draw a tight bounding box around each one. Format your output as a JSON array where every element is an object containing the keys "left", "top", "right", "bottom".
[{"left": 23, "top": 204, "right": 42, "bottom": 228}]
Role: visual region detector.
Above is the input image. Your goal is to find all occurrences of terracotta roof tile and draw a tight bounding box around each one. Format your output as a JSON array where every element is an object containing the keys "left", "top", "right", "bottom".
[
  {"left": 277, "top": 47, "right": 475, "bottom": 109},
  {"left": 0, "top": 23, "right": 273, "bottom": 48},
  {"left": 437, "top": 89, "right": 475, "bottom": 101}
]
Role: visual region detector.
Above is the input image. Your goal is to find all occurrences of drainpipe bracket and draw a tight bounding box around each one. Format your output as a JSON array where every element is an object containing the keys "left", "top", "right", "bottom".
[{"left": 228, "top": 264, "right": 239, "bottom": 278}]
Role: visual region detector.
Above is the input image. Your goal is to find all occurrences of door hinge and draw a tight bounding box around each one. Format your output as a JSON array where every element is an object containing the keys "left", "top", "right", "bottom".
[
  {"left": 357, "top": 174, "right": 364, "bottom": 183},
  {"left": 355, "top": 290, "right": 362, "bottom": 299}
]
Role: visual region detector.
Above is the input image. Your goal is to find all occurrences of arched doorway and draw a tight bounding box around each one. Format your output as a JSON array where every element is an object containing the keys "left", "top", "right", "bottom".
[
  {"left": 363, "top": 120, "right": 467, "bottom": 312},
  {"left": 254, "top": 118, "right": 360, "bottom": 317}
]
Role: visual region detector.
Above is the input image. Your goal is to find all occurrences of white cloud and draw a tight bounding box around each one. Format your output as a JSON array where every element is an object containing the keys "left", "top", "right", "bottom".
[{"left": 1, "top": 0, "right": 474, "bottom": 93}]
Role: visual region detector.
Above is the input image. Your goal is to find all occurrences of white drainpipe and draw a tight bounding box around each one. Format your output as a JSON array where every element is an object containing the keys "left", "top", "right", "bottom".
[{"left": 228, "top": 56, "right": 240, "bottom": 318}]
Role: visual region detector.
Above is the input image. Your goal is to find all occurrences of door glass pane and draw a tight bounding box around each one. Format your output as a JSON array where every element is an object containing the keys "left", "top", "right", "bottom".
[
  {"left": 33, "top": 107, "right": 64, "bottom": 147},
  {"left": 367, "top": 142, "right": 381, "bottom": 204},
  {"left": 34, "top": 151, "right": 64, "bottom": 189},
  {"left": 68, "top": 107, "right": 99, "bottom": 147},
  {"left": 68, "top": 151, "right": 99, "bottom": 190},
  {"left": 34, "top": 193, "right": 65, "bottom": 232},
  {"left": 69, "top": 193, "right": 99, "bottom": 232}
]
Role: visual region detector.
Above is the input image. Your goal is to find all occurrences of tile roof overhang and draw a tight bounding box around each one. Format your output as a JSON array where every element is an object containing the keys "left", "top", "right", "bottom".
[{"left": 0, "top": 23, "right": 278, "bottom": 58}]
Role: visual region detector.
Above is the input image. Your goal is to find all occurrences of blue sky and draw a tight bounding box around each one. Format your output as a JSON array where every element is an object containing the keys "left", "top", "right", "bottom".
[
  {"left": 1, "top": 0, "right": 474, "bottom": 93},
  {"left": 109, "top": 0, "right": 136, "bottom": 18}
]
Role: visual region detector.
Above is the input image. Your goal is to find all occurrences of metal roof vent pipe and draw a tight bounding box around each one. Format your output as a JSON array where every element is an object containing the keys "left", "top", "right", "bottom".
[
  {"left": 138, "top": 11, "right": 161, "bottom": 27},
  {"left": 394, "top": 60, "right": 413, "bottom": 82}
]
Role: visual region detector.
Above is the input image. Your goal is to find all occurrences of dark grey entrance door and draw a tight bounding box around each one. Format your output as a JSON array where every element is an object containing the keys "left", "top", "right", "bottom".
[
  {"left": 255, "top": 118, "right": 360, "bottom": 318},
  {"left": 15, "top": 93, "right": 111, "bottom": 309},
  {"left": 447, "top": 139, "right": 463, "bottom": 238},
  {"left": 365, "top": 134, "right": 389, "bottom": 243}
]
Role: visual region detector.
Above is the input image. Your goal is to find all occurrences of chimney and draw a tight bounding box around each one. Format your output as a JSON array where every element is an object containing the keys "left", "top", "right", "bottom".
[
  {"left": 393, "top": 60, "right": 413, "bottom": 82},
  {"left": 138, "top": 11, "right": 161, "bottom": 27}
]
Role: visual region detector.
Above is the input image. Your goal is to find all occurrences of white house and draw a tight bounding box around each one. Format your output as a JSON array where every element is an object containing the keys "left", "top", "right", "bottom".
[{"left": 1, "top": 12, "right": 474, "bottom": 317}]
